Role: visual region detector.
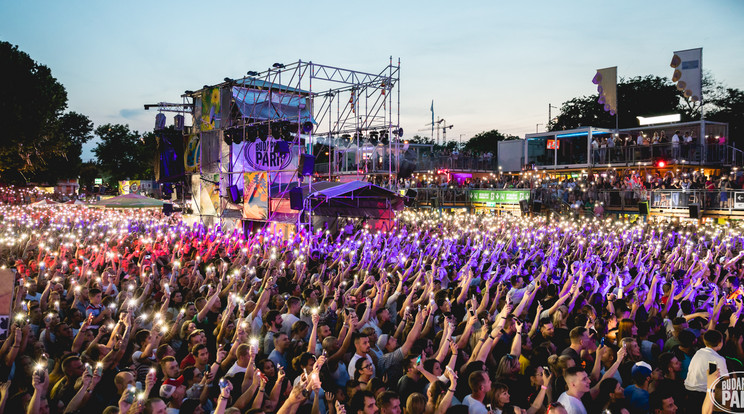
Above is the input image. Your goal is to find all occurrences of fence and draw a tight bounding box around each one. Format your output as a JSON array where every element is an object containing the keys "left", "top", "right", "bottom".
[{"left": 411, "top": 187, "right": 744, "bottom": 213}]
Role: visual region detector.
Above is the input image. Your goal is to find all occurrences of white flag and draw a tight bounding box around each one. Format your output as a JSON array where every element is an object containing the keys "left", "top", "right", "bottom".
[{"left": 670, "top": 48, "right": 702, "bottom": 102}]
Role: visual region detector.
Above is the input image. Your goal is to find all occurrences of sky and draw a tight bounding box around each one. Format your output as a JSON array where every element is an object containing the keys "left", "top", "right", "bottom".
[{"left": 2, "top": 0, "right": 743, "bottom": 161}]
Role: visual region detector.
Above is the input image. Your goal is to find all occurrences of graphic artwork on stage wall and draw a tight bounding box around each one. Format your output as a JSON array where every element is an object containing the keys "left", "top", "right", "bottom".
[
  {"left": 184, "top": 134, "right": 201, "bottom": 174},
  {"left": 243, "top": 172, "right": 269, "bottom": 220}
]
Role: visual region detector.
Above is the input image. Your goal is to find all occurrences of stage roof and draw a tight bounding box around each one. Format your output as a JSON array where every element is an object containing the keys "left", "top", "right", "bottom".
[
  {"left": 234, "top": 78, "right": 311, "bottom": 95},
  {"left": 232, "top": 86, "right": 315, "bottom": 124}
]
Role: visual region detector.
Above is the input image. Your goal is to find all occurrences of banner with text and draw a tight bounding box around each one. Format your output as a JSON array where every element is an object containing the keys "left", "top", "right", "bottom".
[{"left": 469, "top": 190, "right": 529, "bottom": 205}]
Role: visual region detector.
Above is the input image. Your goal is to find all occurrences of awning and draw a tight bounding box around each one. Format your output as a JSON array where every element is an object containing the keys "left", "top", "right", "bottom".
[{"left": 93, "top": 194, "right": 168, "bottom": 209}]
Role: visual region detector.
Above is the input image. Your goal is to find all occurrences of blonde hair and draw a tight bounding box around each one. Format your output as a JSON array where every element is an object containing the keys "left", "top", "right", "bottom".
[{"left": 405, "top": 393, "right": 426, "bottom": 414}]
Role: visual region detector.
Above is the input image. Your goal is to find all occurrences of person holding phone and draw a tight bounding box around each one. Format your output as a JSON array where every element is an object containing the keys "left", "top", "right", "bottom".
[{"left": 684, "top": 329, "right": 728, "bottom": 413}]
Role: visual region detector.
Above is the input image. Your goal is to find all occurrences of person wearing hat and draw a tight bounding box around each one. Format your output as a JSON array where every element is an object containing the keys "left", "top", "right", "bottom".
[
  {"left": 159, "top": 377, "right": 186, "bottom": 412},
  {"left": 624, "top": 362, "right": 652, "bottom": 414}
]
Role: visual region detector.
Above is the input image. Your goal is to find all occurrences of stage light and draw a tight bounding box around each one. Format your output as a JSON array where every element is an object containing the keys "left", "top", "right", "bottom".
[
  {"left": 246, "top": 71, "right": 259, "bottom": 76},
  {"left": 272, "top": 63, "right": 285, "bottom": 69},
  {"left": 301, "top": 121, "right": 313, "bottom": 134}
]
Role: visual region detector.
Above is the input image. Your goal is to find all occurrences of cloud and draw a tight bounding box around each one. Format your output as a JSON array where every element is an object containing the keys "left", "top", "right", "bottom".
[{"left": 119, "top": 108, "right": 142, "bottom": 119}]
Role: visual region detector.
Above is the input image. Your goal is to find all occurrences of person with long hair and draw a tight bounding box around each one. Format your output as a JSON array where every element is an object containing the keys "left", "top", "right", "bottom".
[
  {"left": 405, "top": 392, "right": 426, "bottom": 414},
  {"left": 616, "top": 319, "right": 637, "bottom": 345},
  {"left": 354, "top": 357, "right": 374, "bottom": 387},
  {"left": 495, "top": 354, "right": 530, "bottom": 408}
]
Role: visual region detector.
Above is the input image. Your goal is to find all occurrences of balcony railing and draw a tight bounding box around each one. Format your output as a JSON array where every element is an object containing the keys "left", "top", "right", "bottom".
[
  {"left": 411, "top": 187, "right": 744, "bottom": 214},
  {"left": 315, "top": 143, "right": 742, "bottom": 175}
]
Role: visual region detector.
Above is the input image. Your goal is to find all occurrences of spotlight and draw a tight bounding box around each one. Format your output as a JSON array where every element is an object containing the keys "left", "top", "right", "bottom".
[
  {"left": 301, "top": 121, "right": 313, "bottom": 134},
  {"left": 246, "top": 71, "right": 259, "bottom": 76},
  {"left": 272, "top": 63, "right": 285, "bottom": 69}
]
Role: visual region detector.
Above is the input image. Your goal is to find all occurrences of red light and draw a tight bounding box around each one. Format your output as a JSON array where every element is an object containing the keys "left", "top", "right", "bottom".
[{"left": 657, "top": 161, "right": 666, "bottom": 168}]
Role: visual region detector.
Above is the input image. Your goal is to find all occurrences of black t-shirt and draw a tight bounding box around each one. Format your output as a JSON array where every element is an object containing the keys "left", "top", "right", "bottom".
[{"left": 397, "top": 375, "right": 428, "bottom": 404}]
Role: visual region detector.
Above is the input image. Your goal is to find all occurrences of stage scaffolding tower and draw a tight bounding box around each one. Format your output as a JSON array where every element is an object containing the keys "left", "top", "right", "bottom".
[{"left": 178, "top": 58, "right": 401, "bottom": 229}]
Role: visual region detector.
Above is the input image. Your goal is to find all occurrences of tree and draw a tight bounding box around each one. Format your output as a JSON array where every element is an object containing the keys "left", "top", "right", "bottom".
[
  {"left": 463, "top": 130, "right": 518, "bottom": 155},
  {"left": 708, "top": 88, "right": 744, "bottom": 148},
  {"left": 0, "top": 41, "right": 69, "bottom": 183},
  {"left": 408, "top": 135, "right": 435, "bottom": 145},
  {"left": 30, "top": 112, "right": 94, "bottom": 184},
  {"left": 93, "top": 124, "right": 156, "bottom": 185},
  {"left": 78, "top": 162, "right": 100, "bottom": 189},
  {"left": 550, "top": 76, "right": 681, "bottom": 131}
]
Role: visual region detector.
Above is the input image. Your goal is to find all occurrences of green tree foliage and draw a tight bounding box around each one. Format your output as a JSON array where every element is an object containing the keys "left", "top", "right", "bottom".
[
  {"left": 0, "top": 41, "right": 72, "bottom": 183},
  {"left": 550, "top": 73, "right": 744, "bottom": 147},
  {"left": 78, "top": 162, "right": 100, "bottom": 189},
  {"left": 550, "top": 76, "right": 680, "bottom": 131},
  {"left": 708, "top": 88, "right": 744, "bottom": 148},
  {"left": 30, "top": 112, "right": 94, "bottom": 184},
  {"left": 93, "top": 124, "right": 156, "bottom": 185},
  {"left": 463, "top": 130, "right": 518, "bottom": 155}
]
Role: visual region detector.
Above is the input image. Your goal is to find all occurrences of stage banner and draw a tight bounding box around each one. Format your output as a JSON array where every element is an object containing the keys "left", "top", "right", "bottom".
[
  {"left": 670, "top": 48, "right": 702, "bottom": 102},
  {"left": 199, "top": 173, "right": 220, "bottom": 216},
  {"left": 0, "top": 269, "right": 13, "bottom": 340},
  {"left": 118, "top": 180, "right": 156, "bottom": 196},
  {"left": 592, "top": 67, "right": 617, "bottom": 115},
  {"left": 470, "top": 190, "right": 529, "bottom": 204},
  {"left": 197, "top": 87, "right": 221, "bottom": 131},
  {"left": 230, "top": 138, "right": 299, "bottom": 194},
  {"left": 243, "top": 172, "right": 269, "bottom": 220},
  {"left": 184, "top": 134, "right": 201, "bottom": 174}
]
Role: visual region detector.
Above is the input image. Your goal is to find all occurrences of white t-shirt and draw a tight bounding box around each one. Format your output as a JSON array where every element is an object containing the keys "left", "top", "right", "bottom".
[
  {"left": 557, "top": 392, "right": 587, "bottom": 414},
  {"left": 462, "top": 395, "right": 489, "bottom": 414},
  {"left": 685, "top": 347, "right": 728, "bottom": 392},
  {"left": 281, "top": 313, "right": 300, "bottom": 335}
]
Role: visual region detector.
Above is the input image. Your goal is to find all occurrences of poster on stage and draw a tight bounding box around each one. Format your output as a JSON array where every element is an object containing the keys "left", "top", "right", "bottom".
[
  {"left": 230, "top": 139, "right": 299, "bottom": 194},
  {"left": 243, "top": 172, "right": 269, "bottom": 220},
  {"left": 184, "top": 134, "right": 201, "bottom": 173}
]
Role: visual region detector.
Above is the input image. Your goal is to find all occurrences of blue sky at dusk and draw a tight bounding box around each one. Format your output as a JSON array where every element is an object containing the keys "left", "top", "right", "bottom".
[{"left": 2, "top": 0, "right": 743, "bottom": 160}]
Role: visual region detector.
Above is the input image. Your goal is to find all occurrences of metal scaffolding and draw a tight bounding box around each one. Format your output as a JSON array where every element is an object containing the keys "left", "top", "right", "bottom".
[{"left": 176, "top": 58, "right": 401, "bottom": 228}]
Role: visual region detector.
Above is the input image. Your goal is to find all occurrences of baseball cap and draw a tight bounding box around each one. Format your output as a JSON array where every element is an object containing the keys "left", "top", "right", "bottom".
[{"left": 377, "top": 334, "right": 390, "bottom": 349}]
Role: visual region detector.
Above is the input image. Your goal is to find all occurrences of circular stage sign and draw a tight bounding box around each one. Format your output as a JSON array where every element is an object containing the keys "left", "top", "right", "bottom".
[{"left": 244, "top": 139, "right": 292, "bottom": 171}]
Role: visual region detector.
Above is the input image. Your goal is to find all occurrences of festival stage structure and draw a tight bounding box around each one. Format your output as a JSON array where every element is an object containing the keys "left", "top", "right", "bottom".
[{"left": 150, "top": 59, "right": 404, "bottom": 234}]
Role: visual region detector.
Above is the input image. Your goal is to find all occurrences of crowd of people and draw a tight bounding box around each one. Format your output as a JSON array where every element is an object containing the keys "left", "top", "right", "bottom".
[
  {"left": 403, "top": 167, "right": 742, "bottom": 211},
  {"left": 2, "top": 204, "right": 744, "bottom": 414}
]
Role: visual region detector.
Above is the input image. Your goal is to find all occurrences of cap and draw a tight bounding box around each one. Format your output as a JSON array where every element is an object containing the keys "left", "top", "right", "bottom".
[
  {"left": 377, "top": 334, "right": 390, "bottom": 349},
  {"left": 631, "top": 361, "right": 653, "bottom": 378}
]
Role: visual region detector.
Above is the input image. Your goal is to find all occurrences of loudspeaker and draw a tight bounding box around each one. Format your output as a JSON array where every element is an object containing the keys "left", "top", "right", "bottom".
[
  {"left": 162, "top": 203, "right": 173, "bottom": 216},
  {"left": 299, "top": 154, "right": 315, "bottom": 176},
  {"left": 276, "top": 141, "right": 290, "bottom": 154},
  {"left": 174, "top": 115, "right": 184, "bottom": 130},
  {"left": 519, "top": 199, "right": 530, "bottom": 214},
  {"left": 532, "top": 200, "right": 542, "bottom": 213},
  {"left": 155, "top": 113, "right": 166, "bottom": 130},
  {"left": 289, "top": 187, "right": 304, "bottom": 210},
  {"left": 689, "top": 203, "right": 700, "bottom": 219},
  {"left": 228, "top": 185, "right": 241, "bottom": 204},
  {"left": 638, "top": 201, "right": 649, "bottom": 216}
]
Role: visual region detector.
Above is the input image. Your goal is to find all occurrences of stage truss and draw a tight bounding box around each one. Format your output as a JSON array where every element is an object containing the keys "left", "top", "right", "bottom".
[{"left": 174, "top": 58, "right": 402, "bottom": 229}]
